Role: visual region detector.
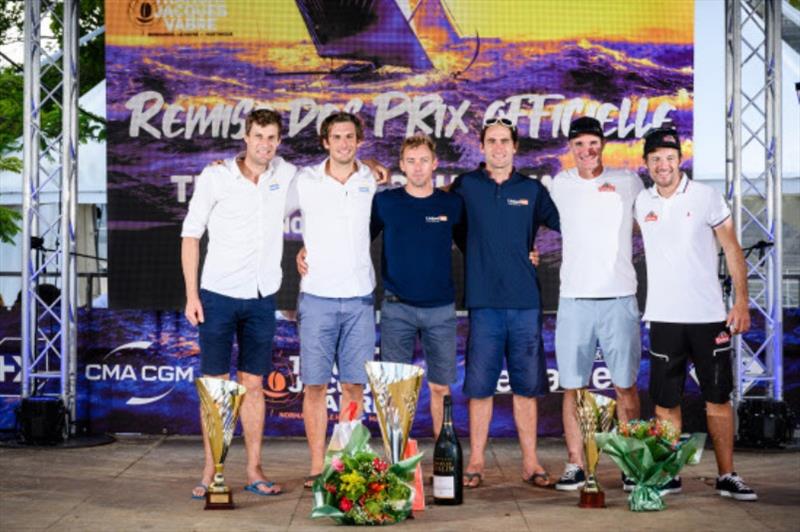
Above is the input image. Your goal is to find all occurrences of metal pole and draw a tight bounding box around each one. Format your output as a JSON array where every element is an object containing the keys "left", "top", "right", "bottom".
[
  {"left": 21, "top": 0, "right": 42, "bottom": 399},
  {"left": 61, "top": 0, "right": 80, "bottom": 430},
  {"left": 765, "top": 0, "right": 783, "bottom": 400},
  {"left": 725, "top": 0, "right": 744, "bottom": 405}
]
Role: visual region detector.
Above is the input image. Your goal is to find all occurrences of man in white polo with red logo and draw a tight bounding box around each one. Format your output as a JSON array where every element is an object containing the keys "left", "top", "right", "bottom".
[
  {"left": 635, "top": 127, "right": 757, "bottom": 501},
  {"left": 550, "top": 116, "right": 643, "bottom": 492}
]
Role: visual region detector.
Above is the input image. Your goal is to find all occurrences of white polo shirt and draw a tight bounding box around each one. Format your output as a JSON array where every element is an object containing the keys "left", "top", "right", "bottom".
[
  {"left": 550, "top": 167, "right": 643, "bottom": 297},
  {"left": 296, "top": 159, "right": 376, "bottom": 298},
  {"left": 634, "top": 174, "right": 730, "bottom": 323},
  {"left": 181, "top": 156, "right": 297, "bottom": 299}
]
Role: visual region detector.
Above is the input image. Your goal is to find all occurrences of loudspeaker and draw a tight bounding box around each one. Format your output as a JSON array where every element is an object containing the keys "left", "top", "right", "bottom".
[
  {"left": 736, "top": 399, "right": 794, "bottom": 448},
  {"left": 17, "top": 397, "right": 66, "bottom": 445}
]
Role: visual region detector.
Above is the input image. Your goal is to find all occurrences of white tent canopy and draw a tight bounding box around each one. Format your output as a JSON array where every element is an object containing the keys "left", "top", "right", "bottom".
[{"left": 0, "top": 79, "right": 106, "bottom": 205}]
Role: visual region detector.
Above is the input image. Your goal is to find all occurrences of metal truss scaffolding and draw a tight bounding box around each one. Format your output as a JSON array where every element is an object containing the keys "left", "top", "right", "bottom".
[
  {"left": 725, "top": 0, "right": 784, "bottom": 407},
  {"left": 21, "top": 0, "right": 79, "bottom": 435}
]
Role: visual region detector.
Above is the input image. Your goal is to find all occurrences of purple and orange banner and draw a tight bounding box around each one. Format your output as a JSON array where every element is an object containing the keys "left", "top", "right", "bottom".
[
  {"left": 105, "top": 0, "right": 694, "bottom": 310},
  {"left": 0, "top": 0, "right": 700, "bottom": 436}
]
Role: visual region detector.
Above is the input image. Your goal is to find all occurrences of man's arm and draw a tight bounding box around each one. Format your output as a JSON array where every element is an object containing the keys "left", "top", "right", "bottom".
[
  {"left": 714, "top": 217, "right": 750, "bottom": 334},
  {"left": 362, "top": 158, "right": 389, "bottom": 184},
  {"left": 535, "top": 183, "right": 561, "bottom": 234},
  {"left": 369, "top": 194, "right": 384, "bottom": 241},
  {"left": 181, "top": 237, "right": 204, "bottom": 326}
]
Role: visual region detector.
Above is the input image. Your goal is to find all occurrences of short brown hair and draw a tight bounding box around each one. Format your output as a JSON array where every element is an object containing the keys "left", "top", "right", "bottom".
[
  {"left": 399, "top": 134, "right": 437, "bottom": 159},
  {"left": 319, "top": 111, "right": 364, "bottom": 148},
  {"left": 245, "top": 108, "right": 282, "bottom": 136}
]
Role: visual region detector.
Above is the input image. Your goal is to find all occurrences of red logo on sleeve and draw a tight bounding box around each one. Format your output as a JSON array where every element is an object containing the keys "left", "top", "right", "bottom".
[{"left": 644, "top": 211, "right": 658, "bottom": 222}]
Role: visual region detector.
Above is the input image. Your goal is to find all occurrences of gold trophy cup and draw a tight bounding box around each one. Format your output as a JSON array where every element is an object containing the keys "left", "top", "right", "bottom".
[
  {"left": 575, "top": 390, "right": 616, "bottom": 508},
  {"left": 365, "top": 361, "right": 424, "bottom": 463},
  {"left": 196, "top": 377, "right": 247, "bottom": 510}
]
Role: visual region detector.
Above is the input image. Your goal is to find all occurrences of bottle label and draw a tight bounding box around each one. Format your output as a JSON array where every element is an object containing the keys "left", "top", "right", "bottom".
[
  {"left": 433, "top": 457, "right": 454, "bottom": 473},
  {"left": 433, "top": 475, "right": 455, "bottom": 498}
]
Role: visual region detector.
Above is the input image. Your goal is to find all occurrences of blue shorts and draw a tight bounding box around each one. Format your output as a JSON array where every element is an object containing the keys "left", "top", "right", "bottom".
[
  {"left": 463, "top": 308, "right": 547, "bottom": 398},
  {"left": 298, "top": 292, "right": 376, "bottom": 385},
  {"left": 198, "top": 289, "right": 276, "bottom": 376},
  {"left": 379, "top": 297, "right": 457, "bottom": 386},
  {"left": 555, "top": 296, "right": 641, "bottom": 389}
]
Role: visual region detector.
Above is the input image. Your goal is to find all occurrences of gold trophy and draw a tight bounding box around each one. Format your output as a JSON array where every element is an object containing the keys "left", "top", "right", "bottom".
[
  {"left": 196, "top": 377, "right": 247, "bottom": 510},
  {"left": 575, "top": 390, "right": 616, "bottom": 508},
  {"left": 365, "top": 361, "right": 424, "bottom": 463}
]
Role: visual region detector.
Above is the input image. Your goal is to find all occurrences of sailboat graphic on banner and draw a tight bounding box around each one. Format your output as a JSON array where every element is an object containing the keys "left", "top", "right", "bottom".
[{"left": 294, "top": 0, "right": 478, "bottom": 75}]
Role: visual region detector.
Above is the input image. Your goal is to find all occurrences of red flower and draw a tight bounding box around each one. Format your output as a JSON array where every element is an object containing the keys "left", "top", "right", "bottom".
[
  {"left": 369, "top": 482, "right": 385, "bottom": 493},
  {"left": 373, "top": 457, "right": 388, "bottom": 472},
  {"left": 339, "top": 497, "right": 353, "bottom": 512},
  {"left": 324, "top": 483, "right": 337, "bottom": 494}
]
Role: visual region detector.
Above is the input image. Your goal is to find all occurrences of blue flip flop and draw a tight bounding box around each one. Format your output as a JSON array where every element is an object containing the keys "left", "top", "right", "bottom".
[
  {"left": 244, "top": 480, "right": 281, "bottom": 496},
  {"left": 191, "top": 484, "right": 208, "bottom": 500}
]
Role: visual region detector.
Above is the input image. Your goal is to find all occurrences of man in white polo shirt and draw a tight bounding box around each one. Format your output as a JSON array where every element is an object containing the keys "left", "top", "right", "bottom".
[
  {"left": 294, "top": 112, "right": 377, "bottom": 488},
  {"left": 635, "top": 127, "right": 757, "bottom": 501},
  {"left": 182, "top": 109, "right": 290, "bottom": 498},
  {"left": 550, "top": 117, "right": 644, "bottom": 492}
]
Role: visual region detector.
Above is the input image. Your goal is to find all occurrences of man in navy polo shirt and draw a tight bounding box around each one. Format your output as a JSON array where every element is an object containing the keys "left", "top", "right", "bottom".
[
  {"left": 451, "top": 118, "right": 560, "bottom": 488},
  {"left": 370, "top": 134, "right": 464, "bottom": 438}
]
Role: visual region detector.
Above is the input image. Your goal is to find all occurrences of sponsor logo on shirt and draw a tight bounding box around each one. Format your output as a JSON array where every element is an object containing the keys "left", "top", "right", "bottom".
[
  {"left": 644, "top": 211, "right": 658, "bottom": 222},
  {"left": 425, "top": 215, "right": 448, "bottom": 223},
  {"left": 598, "top": 182, "right": 616, "bottom": 192},
  {"left": 715, "top": 331, "right": 731, "bottom": 345},
  {"left": 358, "top": 186, "right": 370, "bottom": 193},
  {"left": 686, "top": 211, "right": 691, "bottom": 217},
  {"left": 269, "top": 183, "right": 280, "bottom": 191},
  {"left": 506, "top": 198, "right": 529, "bottom": 206}
]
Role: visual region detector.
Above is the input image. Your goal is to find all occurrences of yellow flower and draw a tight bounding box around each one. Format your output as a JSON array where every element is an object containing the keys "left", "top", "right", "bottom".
[{"left": 340, "top": 471, "right": 366, "bottom": 495}]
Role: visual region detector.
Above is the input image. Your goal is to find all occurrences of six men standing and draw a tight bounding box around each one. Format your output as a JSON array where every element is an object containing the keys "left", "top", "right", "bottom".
[{"left": 181, "top": 108, "right": 758, "bottom": 501}]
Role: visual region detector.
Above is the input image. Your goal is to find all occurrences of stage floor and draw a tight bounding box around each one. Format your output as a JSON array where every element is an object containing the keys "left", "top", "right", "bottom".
[{"left": 1, "top": 435, "right": 797, "bottom": 531}]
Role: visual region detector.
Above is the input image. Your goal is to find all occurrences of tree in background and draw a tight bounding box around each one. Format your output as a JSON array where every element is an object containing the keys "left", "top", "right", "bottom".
[{"left": 0, "top": 0, "right": 105, "bottom": 243}]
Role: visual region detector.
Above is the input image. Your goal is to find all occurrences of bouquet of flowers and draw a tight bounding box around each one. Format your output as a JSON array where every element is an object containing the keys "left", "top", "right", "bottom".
[
  {"left": 596, "top": 419, "right": 697, "bottom": 511},
  {"left": 311, "top": 422, "right": 422, "bottom": 525}
]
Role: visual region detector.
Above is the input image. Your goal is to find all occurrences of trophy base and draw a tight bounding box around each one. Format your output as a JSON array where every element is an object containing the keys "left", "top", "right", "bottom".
[
  {"left": 578, "top": 490, "right": 606, "bottom": 509},
  {"left": 205, "top": 490, "right": 234, "bottom": 510}
]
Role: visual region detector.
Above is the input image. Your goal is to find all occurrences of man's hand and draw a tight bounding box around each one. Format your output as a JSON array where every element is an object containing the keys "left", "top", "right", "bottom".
[
  {"left": 363, "top": 158, "right": 389, "bottom": 184},
  {"left": 296, "top": 247, "right": 308, "bottom": 276},
  {"left": 726, "top": 303, "right": 751, "bottom": 335},
  {"left": 529, "top": 247, "right": 540, "bottom": 267},
  {"left": 185, "top": 296, "right": 204, "bottom": 326}
]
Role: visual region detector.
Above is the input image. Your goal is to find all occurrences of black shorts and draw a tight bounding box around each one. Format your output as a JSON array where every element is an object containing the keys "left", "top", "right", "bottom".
[{"left": 648, "top": 321, "right": 734, "bottom": 408}]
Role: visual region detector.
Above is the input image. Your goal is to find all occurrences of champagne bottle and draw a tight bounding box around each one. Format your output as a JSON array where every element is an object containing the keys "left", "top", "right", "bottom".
[{"left": 433, "top": 395, "right": 463, "bottom": 505}]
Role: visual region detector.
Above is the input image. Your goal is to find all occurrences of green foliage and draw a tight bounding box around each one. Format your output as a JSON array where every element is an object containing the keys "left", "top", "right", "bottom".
[
  {"left": 0, "top": 0, "right": 106, "bottom": 243},
  {"left": 0, "top": 206, "right": 22, "bottom": 244}
]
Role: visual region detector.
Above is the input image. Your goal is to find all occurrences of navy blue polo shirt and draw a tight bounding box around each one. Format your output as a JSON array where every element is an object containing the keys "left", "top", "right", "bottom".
[
  {"left": 370, "top": 187, "right": 463, "bottom": 307},
  {"left": 451, "top": 169, "right": 560, "bottom": 309}
]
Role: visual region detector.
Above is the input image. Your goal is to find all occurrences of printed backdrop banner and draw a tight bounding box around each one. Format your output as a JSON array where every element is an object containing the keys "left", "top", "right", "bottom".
[
  {"left": 105, "top": 0, "right": 695, "bottom": 310},
  {"left": 1, "top": 309, "right": 798, "bottom": 437}
]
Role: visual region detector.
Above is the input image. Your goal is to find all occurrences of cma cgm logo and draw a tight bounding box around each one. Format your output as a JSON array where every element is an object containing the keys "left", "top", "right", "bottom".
[{"left": 85, "top": 341, "right": 194, "bottom": 406}]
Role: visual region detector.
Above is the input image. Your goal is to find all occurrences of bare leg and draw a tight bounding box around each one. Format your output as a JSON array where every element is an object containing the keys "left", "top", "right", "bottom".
[
  {"left": 614, "top": 384, "right": 641, "bottom": 424},
  {"left": 562, "top": 389, "right": 584, "bottom": 467},
  {"left": 514, "top": 394, "right": 546, "bottom": 481},
  {"left": 194, "top": 372, "right": 227, "bottom": 497},
  {"left": 303, "top": 384, "right": 328, "bottom": 478},
  {"left": 238, "top": 370, "right": 280, "bottom": 493},
  {"left": 339, "top": 383, "right": 364, "bottom": 421},
  {"left": 428, "top": 382, "right": 450, "bottom": 439},
  {"left": 706, "top": 401, "right": 735, "bottom": 475},
  {"left": 655, "top": 404, "right": 682, "bottom": 432},
  {"left": 465, "top": 396, "right": 492, "bottom": 486}
]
